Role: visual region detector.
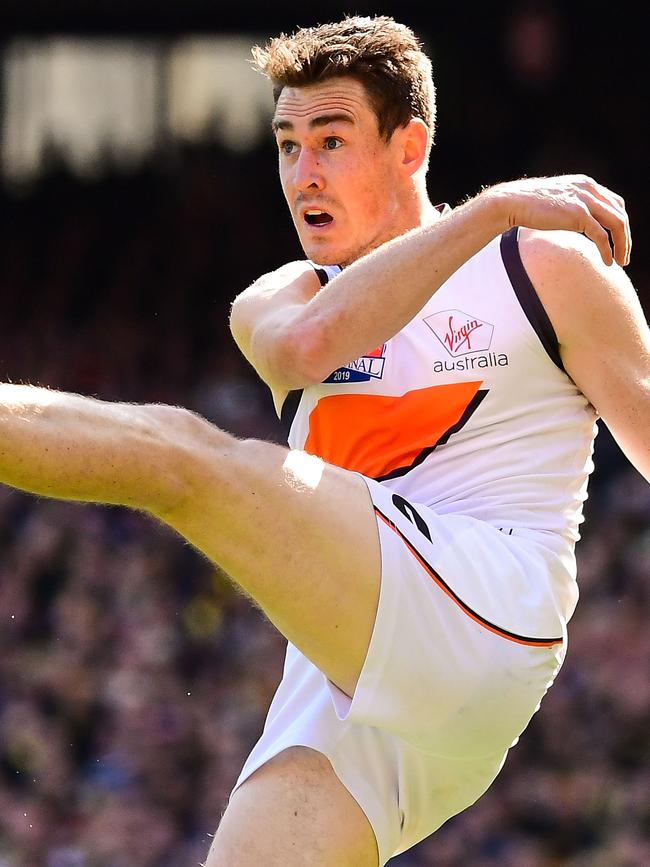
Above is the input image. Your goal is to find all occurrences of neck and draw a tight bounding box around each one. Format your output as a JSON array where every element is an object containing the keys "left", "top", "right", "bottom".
[
  {"left": 418, "top": 198, "right": 444, "bottom": 227},
  {"left": 409, "top": 172, "right": 441, "bottom": 228},
  {"left": 389, "top": 172, "right": 441, "bottom": 236}
]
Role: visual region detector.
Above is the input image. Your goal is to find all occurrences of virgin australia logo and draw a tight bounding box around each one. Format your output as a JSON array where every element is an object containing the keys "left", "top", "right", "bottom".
[{"left": 423, "top": 310, "right": 494, "bottom": 357}]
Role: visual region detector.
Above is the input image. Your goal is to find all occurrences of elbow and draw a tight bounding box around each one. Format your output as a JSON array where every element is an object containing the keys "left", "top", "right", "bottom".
[{"left": 276, "top": 319, "right": 334, "bottom": 387}]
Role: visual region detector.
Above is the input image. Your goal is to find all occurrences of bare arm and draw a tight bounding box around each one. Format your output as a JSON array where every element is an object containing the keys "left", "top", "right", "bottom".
[
  {"left": 0, "top": 178, "right": 635, "bottom": 522},
  {"left": 519, "top": 228, "right": 650, "bottom": 481},
  {"left": 231, "top": 175, "right": 630, "bottom": 403}
]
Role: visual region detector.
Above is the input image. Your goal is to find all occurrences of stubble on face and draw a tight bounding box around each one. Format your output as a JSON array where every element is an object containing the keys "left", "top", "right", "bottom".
[{"left": 273, "top": 78, "right": 405, "bottom": 267}]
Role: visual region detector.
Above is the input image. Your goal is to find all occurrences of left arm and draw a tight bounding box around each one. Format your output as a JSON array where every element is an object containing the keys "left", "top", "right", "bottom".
[{"left": 519, "top": 228, "right": 650, "bottom": 481}]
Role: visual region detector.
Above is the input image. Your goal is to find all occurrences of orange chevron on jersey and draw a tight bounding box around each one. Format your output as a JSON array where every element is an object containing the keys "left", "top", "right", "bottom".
[{"left": 303, "top": 381, "right": 486, "bottom": 480}]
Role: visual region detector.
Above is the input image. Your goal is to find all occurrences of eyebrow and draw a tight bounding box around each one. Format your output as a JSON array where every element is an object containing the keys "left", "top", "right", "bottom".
[{"left": 271, "top": 113, "right": 356, "bottom": 134}]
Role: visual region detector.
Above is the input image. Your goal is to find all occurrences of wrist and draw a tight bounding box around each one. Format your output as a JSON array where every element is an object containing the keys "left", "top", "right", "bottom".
[{"left": 473, "top": 185, "right": 513, "bottom": 235}]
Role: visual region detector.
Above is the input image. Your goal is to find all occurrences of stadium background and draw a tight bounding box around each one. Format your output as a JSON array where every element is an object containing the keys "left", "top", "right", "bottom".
[{"left": 0, "top": 1, "right": 648, "bottom": 864}]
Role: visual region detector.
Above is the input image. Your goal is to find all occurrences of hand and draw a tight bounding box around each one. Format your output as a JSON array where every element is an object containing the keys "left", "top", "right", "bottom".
[{"left": 484, "top": 174, "right": 631, "bottom": 267}]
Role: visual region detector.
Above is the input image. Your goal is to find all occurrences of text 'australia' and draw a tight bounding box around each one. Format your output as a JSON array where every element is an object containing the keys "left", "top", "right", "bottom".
[{"left": 433, "top": 352, "right": 509, "bottom": 373}]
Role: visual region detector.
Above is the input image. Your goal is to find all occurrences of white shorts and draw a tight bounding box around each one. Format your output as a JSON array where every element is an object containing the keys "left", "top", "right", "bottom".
[{"left": 232, "top": 477, "right": 568, "bottom": 864}]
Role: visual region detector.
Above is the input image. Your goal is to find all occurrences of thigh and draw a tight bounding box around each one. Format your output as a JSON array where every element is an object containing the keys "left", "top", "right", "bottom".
[
  {"left": 204, "top": 747, "right": 379, "bottom": 867},
  {"left": 159, "top": 428, "right": 381, "bottom": 698}
]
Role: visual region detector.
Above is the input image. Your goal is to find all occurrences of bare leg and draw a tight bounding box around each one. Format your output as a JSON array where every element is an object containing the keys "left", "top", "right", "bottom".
[
  {"left": 0, "top": 389, "right": 381, "bottom": 696},
  {"left": 160, "top": 432, "right": 382, "bottom": 697},
  {"left": 204, "top": 747, "right": 379, "bottom": 867}
]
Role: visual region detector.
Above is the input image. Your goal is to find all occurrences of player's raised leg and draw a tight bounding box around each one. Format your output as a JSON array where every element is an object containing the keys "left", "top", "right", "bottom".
[
  {"left": 0, "top": 385, "right": 381, "bottom": 697},
  {"left": 204, "top": 747, "right": 379, "bottom": 867},
  {"left": 160, "top": 418, "right": 383, "bottom": 697}
]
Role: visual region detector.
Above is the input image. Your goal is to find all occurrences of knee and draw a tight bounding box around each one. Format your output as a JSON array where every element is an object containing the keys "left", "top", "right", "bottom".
[
  {"left": 144, "top": 402, "right": 221, "bottom": 443},
  {"left": 206, "top": 748, "right": 379, "bottom": 867},
  {"left": 139, "top": 403, "right": 236, "bottom": 514}
]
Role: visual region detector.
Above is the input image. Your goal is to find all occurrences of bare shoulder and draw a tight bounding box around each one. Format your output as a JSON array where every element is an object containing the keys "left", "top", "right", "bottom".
[
  {"left": 230, "top": 260, "right": 320, "bottom": 348},
  {"left": 517, "top": 228, "right": 650, "bottom": 481},
  {"left": 517, "top": 227, "right": 644, "bottom": 346},
  {"left": 518, "top": 226, "right": 625, "bottom": 289},
  {"left": 233, "top": 260, "right": 321, "bottom": 308}
]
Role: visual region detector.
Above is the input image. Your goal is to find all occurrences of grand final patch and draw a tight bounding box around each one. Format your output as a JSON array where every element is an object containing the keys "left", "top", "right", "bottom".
[{"left": 323, "top": 343, "right": 387, "bottom": 383}]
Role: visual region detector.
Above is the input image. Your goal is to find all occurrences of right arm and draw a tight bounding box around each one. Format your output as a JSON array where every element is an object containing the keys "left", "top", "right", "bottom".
[{"left": 230, "top": 175, "right": 630, "bottom": 408}]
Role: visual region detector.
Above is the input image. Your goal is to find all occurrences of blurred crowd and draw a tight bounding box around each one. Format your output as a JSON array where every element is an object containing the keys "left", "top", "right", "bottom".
[{"left": 0, "top": 5, "right": 649, "bottom": 859}]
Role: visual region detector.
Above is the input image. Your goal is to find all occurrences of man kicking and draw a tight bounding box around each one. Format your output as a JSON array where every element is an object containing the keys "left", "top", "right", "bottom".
[{"left": 1, "top": 15, "right": 648, "bottom": 867}]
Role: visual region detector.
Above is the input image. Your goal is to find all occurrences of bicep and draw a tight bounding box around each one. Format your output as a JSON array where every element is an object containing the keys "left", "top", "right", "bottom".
[
  {"left": 562, "top": 282, "right": 650, "bottom": 480},
  {"left": 522, "top": 229, "right": 650, "bottom": 480}
]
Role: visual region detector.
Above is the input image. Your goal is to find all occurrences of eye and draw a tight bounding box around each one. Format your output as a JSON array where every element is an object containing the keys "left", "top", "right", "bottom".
[
  {"left": 324, "top": 137, "right": 343, "bottom": 151},
  {"left": 279, "top": 140, "right": 297, "bottom": 155}
]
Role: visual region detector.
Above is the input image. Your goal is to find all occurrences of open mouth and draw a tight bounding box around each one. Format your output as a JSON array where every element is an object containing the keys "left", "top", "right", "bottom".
[{"left": 304, "top": 210, "right": 334, "bottom": 227}]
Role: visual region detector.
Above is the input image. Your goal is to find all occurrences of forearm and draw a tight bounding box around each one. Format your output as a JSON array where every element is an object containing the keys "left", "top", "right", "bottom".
[
  {"left": 299, "top": 195, "right": 504, "bottom": 379},
  {"left": 0, "top": 384, "right": 186, "bottom": 512},
  {"left": 293, "top": 173, "right": 628, "bottom": 383}
]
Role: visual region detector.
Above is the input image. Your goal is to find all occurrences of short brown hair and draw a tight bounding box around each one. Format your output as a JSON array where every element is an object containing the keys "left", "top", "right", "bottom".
[{"left": 251, "top": 15, "right": 436, "bottom": 144}]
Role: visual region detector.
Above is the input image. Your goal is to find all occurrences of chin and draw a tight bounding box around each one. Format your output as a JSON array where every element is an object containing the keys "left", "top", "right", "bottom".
[
  {"left": 309, "top": 252, "right": 345, "bottom": 266},
  {"left": 301, "top": 238, "right": 362, "bottom": 268},
  {"left": 301, "top": 243, "right": 340, "bottom": 267}
]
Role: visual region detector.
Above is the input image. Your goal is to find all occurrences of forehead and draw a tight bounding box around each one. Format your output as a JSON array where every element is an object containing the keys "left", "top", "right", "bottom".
[{"left": 273, "top": 77, "right": 376, "bottom": 131}]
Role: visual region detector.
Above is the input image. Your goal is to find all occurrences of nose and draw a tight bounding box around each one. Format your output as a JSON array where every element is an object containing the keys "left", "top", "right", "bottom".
[{"left": 293, "top": 147, "right": 325, "bottom": 193}]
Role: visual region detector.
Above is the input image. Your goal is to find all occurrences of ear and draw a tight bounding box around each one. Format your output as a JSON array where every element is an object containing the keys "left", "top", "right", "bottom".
[{"left": 397, "top": 117, "right": 430, "bottom": 177}]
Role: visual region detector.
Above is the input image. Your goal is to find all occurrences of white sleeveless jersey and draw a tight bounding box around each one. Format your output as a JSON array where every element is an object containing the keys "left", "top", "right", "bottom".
[{"left": 281, "top": 227, "right": 598, "bottom": 621}]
